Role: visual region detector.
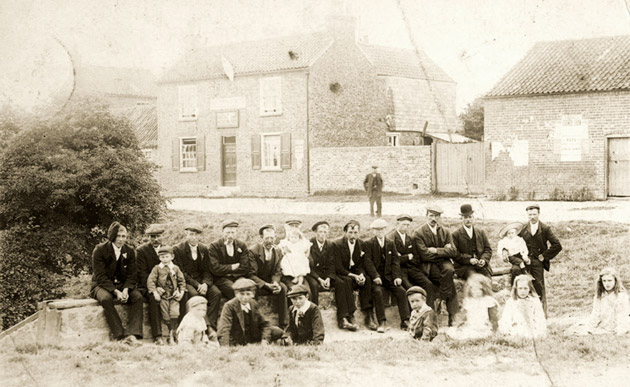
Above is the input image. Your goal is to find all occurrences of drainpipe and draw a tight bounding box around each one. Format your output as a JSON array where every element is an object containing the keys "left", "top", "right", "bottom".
[{"left": 306, "top": 72, "right": 311, "bottom": 194}]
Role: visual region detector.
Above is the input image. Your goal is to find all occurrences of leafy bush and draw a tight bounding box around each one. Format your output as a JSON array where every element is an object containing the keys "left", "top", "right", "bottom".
[{"left": 0, "top": 99, "right": 166, "bottom": 329}]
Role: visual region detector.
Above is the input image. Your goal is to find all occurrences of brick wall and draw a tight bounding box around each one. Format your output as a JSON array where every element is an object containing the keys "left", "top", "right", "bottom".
[
  {"left": 484, "top": 91, "right": 630, "bottom": 200},
  {"left": 310, "top": 146, "right": 432, "bottom": 194},
  {"left": 156, "top": 71, "right": 309, "bottom": 197}
]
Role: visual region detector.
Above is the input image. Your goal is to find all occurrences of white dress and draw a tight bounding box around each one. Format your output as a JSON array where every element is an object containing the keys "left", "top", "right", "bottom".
[
  {"left": 447, "top": 296, "right": 498, "bottom": 340},
  {"left": 569, "top": 291, "right": 630, "bottom": 335},
  {"left": 499, "top": 296, "right": 547, "bottom": 339},
  {"left": 279, "top": 239, "right": 312, "bottom": 278}
]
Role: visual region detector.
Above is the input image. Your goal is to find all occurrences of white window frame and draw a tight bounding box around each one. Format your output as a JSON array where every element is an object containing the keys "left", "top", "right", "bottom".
[
  {"left": 259, "top": 77, "right": 282, "bottom": 116},
  {"left": 178, "top": 84, "right": 198, "bottom": 121},
  {"left": 179, "top": 137, "right": 198, "bottom": 172},
  {"left": 387, "top": 132, "right": 400, "bottom": 147},
  {"left": 260, "top": 132, "right": 282, "bottom": 171}
]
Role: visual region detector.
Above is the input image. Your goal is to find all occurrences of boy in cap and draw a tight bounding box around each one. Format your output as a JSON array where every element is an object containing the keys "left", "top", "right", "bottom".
[
  {"left": 414, "top": 205, "right": 458, "bottom": 323},
  {"left": 209, "top": 220, "right": 251, "bottom": 300},
  {"left": 147, "top": 246, "right": 186, "bottom": 344},
  {"left": 177, "top": 296, "right": 217, "bottom": 346},
  {"left": 217, "top": 278, "right": 284, "bottom": 346},
  {"left": 451, "top": 204, "right": 493, "bottom": 279},
  {"left": 173, "top": 223, "right": 222, "bottom": 332},
  {"left": 90, "top": 222, "right": 143, "bottom": 345},
  {"left": 363, "top": 166, "right": 383, "bottom": 217},
  {"left": 284, "top": 284, "right": 325, "bottom": 345},
  {"left": 362, "top": 218, "right": 410, "bottom": 332},
  {"left": 248, "top": 224, "right": 289, "bottom": 328},
  {"left": 406, "top": 286, "right": 438, "bottom": 341},
  {"left": 136, "top": 223, "right": 168, "bottom": 344}
]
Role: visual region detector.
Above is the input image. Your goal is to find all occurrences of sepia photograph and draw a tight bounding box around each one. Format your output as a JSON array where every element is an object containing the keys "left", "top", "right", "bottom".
[{"left": 1, "top": 0, "right": 630, "bottom": 386}]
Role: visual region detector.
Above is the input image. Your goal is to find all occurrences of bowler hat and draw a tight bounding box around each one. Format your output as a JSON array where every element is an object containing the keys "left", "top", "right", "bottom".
[
  {"left": 259, "top": 224, "right": 275, "bottom": 236},
  {"left": 406, "top": 286, "right": 427, "bottom": 297},
  {"left": 343, "top": 220, "right": 360, "bottom": 232},
  {"left": 498, "top": 222, "right": 523, "bottom": 238},
  {"left": 185, "top": 223, "right": 203, "bottom": 233},
  {"left": 222, "top": 219, "right": 239, "bottom": 229},
  {"left": 525, "top": 204, "right": 540, "bottom": 211},
  {"left": 459, "top": 204, "right": 474, "bottom": 216},
  {"left": 186, "top": 296, "right": 207, "bottom": 312},
  {"left": 232, "top": 278, "right": 256, "bottom": 291},
  {"left": 370, "top": 218, "right": 389, "bottom": 229},
  {"left": 287, "top": 284, "right": 309, "bottom": 298},
  {"left": 311, "top": 221, "right": 330, "bottom": 232},
  {"left": 425, "top": 205, "right": 443, "bottom": 215},
  {"left": 145, "top": 224, "right": 165, "bottom": 235},
  {"left": 396, "top": 214, "right": 413, "bottom": 222},
  {"left": 157, "top": 245, "right": 173, "bottom": 255}
]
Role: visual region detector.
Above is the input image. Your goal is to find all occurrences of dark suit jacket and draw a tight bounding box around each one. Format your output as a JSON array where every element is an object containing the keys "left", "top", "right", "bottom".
[
  {"left": 286, "top": 303, "right": 325, "bottom": 345},
  {"left": 386, "top": 230, "right": 415, "bottom": 269},
  {"left": 136, "top": 242, "right": 160, "bottom": 290},
  {"left": 90, "top": 241, "right": 137, "bottom": 292},
  {"left": 413, "top": 224, "right": 457, "bottom": 264},
  {"left": 451, "top": 226, "right": 493, "bottom": 272},
  {"left": 363, "top": 173, "right": 383, "bottom": 197},
  {"left": 217, "top": 298, "right": 271, "bottom": 346},
  {"left": 308, "top": 237, "right": 334, "bottom": 280},
  {"left": 208, "top": 238, "right": 250, "bottom": 278},
  {"left": 331, "top": 236, "right": 371, "bottom": 277},
  {"left": 362, "top": 236, "right": 401, "bottom": 282},
  {"left": 519, "top": 222, "right": 562, "bottom": 272},
  {"left": 248, "top": 243, "right": 283, "bottom": 288},
  {"left": 173, "top": 241, "right": 213, "bottom": 288}
]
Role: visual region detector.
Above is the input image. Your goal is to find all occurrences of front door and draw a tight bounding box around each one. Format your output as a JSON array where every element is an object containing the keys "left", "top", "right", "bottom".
[
  {"left": 608, "top": 137, "right": 630, "bottom": 197},
  {"left": 222, "top": 136, "right": 236, "bottom": 187}
]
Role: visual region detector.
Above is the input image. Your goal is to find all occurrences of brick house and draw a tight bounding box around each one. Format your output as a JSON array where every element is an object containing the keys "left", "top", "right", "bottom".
[
  {"left": 485, "top": 35, "right": 630, "bottom": 200},
  {"left": 156, "top": 16, "right": 457, "bottom": 197}
]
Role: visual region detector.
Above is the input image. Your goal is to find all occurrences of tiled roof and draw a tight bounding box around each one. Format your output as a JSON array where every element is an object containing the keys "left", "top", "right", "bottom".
[
  {"left": 75, "top": 65, "right": 158, "bottom": 98},
  {"left": 124, "top": 104, "right": 157, "bottom": 148},
  {"left": 487, "top": 35, "right": 630, "bottom": 97},
  {"left": 359, "top": 44, "right": 454, "bottom": 82},
  {"left": 159, "top": 32, "right": 334, "bottom": 83}
]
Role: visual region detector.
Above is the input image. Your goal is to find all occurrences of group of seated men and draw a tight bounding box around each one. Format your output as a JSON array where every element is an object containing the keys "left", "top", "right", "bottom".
[{"left": 90, "top": 203, "right": 531, "bottom": 345}]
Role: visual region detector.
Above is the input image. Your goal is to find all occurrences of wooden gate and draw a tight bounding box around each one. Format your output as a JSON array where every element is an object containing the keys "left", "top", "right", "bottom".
[
  {"left": 221, "top": 136, "right": 237, "bottom": 187},
  {"left": 434, "top": 142, "right": 486, "bottom": 194},
  {"left": 608, "top": 137, "right": 630, "bottom": 197}
]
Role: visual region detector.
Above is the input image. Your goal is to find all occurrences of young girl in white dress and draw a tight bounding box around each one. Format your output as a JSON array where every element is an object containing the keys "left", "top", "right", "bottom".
[
  {"left": 499, "top": 274, "right": 547, "bottom": 339},
  {"left": 279, "top": 228, "right": 311, "bottom": 288},
  {"left": 568, "top": 267, "right": 630, "bottom": 335},
  {"left": 446, "top": 273, "right": 499, "bottom": 340}
]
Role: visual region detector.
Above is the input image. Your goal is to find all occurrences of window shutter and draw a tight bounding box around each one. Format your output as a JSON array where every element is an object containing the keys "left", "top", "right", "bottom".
[
  {"left": 196, "top": 136, "right": 205, "bottom": 171},
  {"left": 281, "top": 132, "right": 291, "bottom": 169},
  {"left": 172, "top": 138, "right": 180, "bottom": 171},
  {"left": 251, "top": 135, "right": 261, "bottom": 170}
]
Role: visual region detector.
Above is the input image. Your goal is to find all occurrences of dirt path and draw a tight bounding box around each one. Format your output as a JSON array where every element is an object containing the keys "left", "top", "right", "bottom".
[{"left": 168, "top": 197, "right": 630, "bottom": 224}]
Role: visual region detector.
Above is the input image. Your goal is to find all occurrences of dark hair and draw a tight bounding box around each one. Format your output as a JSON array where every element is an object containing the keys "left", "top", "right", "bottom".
[
  {"left": 107, "top": 221, "right": 126, "bottom": 243},
  {"left": 595, "top": 267, "right": 626, "bottom": 299},
  {"left": 464, "top": 273, "right": 493, "bottom": 298}
]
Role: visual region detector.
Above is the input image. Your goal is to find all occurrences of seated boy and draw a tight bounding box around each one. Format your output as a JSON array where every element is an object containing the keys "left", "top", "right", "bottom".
[
  {"left": 285, "top": 284, "right": 325, "bottom": 345},
  {"left": 147, "top": 245, "right": 186, "bottom": 344},
  {"left": 407, "top": 286, "right": 438, "bottom": 341},
  {"left": 177, "top": 296, "right": 218, "bottom": 346},
  {"left": 217, "top": 278, "right": 283, "bottom": 346}
]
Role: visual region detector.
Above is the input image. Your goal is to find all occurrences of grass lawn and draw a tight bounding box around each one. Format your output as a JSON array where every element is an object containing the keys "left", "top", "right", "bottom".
[{"left": 3, "top": 210, "right": 630, "bottom": 386}]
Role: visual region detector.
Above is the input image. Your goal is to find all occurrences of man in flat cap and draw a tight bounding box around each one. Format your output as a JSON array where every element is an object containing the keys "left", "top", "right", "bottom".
[
  {"left": 363, "top": 166, "right": 383, "bottom": 217},
  {"left": 362, "top": 218, "right": 410, "bottom": 332},
  {"left": 247, "top": 224, "right": 289, "bottom": 329},
  {"left": 307, "top": 221, "right": 358, "bottom": 331},
  {"left": 136, "top": 223, "right": 169, "bottom": 344},
  {"left": 208, "top": 220, "right": 251, "bottom": 300},
  {"left": 518, "top": 204, "right": 562, "bottom": 315},
  {"left": 451, "top": 204, "right": 493, "bottom": 280},
  {"left": 387, "top": 215, "right": 416, "bottom": 290},
  {"left": 173, "top": 223, "right": 222, "bottom": 332},
  {"left": 331, "top": 220, "right": 374, "bottom": 330},
  {"left": 90, "top": 221, "right": 143, "bottom": 345},
  {"left": 413, "top": 205, "right": 458, "bottom": 324}
]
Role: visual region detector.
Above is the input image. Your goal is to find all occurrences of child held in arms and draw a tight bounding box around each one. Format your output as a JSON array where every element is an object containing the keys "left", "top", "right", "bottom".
[
  {"left": 498, "top": 222, "right": 529, "bottom": 285},
  {"left": 147, "top": 246, "right": 186, "bottom": 344},
  {"left": 406, "top": 286, "right": 438, "bottom": 341},
  {"left": 279, "top": 228, "right": 312, "bottom": 292}
]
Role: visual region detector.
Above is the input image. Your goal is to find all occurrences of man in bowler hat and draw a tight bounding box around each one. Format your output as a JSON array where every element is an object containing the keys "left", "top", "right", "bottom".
[{"left": 451, "top": 204, "right": 493, "bottom": 279}]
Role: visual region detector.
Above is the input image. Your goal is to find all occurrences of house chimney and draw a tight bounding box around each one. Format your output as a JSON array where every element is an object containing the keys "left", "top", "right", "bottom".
[{"left": 325, "top": 15, "right": 357, "bottom": 44}]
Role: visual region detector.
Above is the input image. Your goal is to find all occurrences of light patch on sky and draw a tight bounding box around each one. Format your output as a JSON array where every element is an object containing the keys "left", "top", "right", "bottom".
[{"left": 1, "top": 0, "right": 630, "bottom": 115}]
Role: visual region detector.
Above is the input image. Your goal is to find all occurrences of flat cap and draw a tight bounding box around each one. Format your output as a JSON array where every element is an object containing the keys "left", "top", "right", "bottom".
[
  {"left": 343, "top": 220, "right": 360, "bottom": 232},
  {"left": 285, "top": 218, "right": 302, "bottom": 226},
  {"left": 425, "top": 205, "right": 443, "bottom": 215},
  {"left": 287, "top": 284, "right": 309, "bottom": 298},
  {"left": 222, "top": 219, "right": 239, "bottom": 229},
  {"left": 406, "top": 286, "right": 427, "bottom": 297},
  {"left": 186, "top": 296, "right": 207, "bottom": 312},
  {"left": 371, "top": 165, "right": 378, "bottom": 169},
  {"left": 498, "top": 222, "right": 523, "bottom": 239},
  {"left": 258, "top": 224, "right": 275, "bottom": 236},
  {"left": 157, "top": 245, "right": 173, "bottom": 255},
  {"left": 525, "top": 203, "right": 540, "bottom": 211},
  {"left": 145, "top": 224, "right": 165, "bottom": 235},
  {"left": 311, "top": 221, "right": 330, "bottom": 232},
  {"left": 185, "top": 223, "right": 203, "bottom": 233},
  {"left": 232, "top": 278, "right": 256, "bottom": 291},
  {"left": 370, "top": 218, "right": 389, "bottom": 229},
  {"left": 396, "top": 214, "right": 413, "bottom": 222}
]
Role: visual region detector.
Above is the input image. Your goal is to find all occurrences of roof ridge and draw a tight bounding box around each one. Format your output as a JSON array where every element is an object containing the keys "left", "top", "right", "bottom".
[{"left": 190, "top": 30, "right": 329, "bottom": 52}]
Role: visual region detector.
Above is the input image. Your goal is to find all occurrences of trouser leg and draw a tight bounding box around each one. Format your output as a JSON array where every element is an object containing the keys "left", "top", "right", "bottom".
[
  {"left": 305, "top": 275, "right": 320, "bottom": 305},
  {"left": 92, "top": 286, "right": 124, "bottom": 340},
  {"left": 214, "top": 277, "right": 235, "bottom": 299},
  {"left": 528, "top": 259, "right": 547, "bottom": 316},
  {"left": 126, "top": 289, "right": 144, "bottom": 338},
  {"left": 372, "top": 283, "right": 386, "bottom": 322},
  {"left": 143, "top": 289, "right": 162, "bottom": 338}
]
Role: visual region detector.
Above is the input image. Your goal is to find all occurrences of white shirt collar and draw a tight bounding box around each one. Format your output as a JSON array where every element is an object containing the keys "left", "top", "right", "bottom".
[
  {"left": 317, "top": 239, "right": 325, "bottom": 249},
  {"left": 296, "top": 300, "right": 311, "bottom": 315},
  {"left": 377, "top": 236, "right": 385, "bottom": 246},
  {"left": 530, "top": 222, "right": 539, "bottom": 234},
  {"left": 428, "top": 223, "right": 438, "bottom": 234},
  {"left": 240, "top": 303, "right": 251, "bottom": 313},
  {"left": 113, "top": 244, "right": 122, "bottom": 259},
  {"left": 397, "top": 230, "right": 406, "bottom": 242},
  {"left": 159, "top": 262, "right": 175, "bottom": 270},
  {"left": 464, "top": 225, "right": 474, "bottom": 238}
]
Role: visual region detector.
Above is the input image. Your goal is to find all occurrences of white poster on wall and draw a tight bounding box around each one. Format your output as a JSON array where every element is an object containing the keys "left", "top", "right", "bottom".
[{"left": 557, "top": 115, "right": 589, "bottom": 161}]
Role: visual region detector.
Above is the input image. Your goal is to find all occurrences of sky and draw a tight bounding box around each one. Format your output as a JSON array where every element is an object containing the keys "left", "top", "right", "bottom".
[{"left": 1, "top": 0, "right": 630, "bottom": 115}]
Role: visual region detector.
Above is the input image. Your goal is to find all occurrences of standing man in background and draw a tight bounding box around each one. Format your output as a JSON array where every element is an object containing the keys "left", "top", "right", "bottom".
[{"left": 363, "top": 166, "right": 383, "bottom": 217}]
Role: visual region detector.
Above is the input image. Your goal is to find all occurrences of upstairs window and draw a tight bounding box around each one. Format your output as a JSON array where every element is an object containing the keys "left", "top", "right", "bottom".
[
  {"left": 178, "top": 85, "right": 198, "bottom": 120},
  {"left": 260, "top": 77, "right": 282, "bottom": 116}
]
